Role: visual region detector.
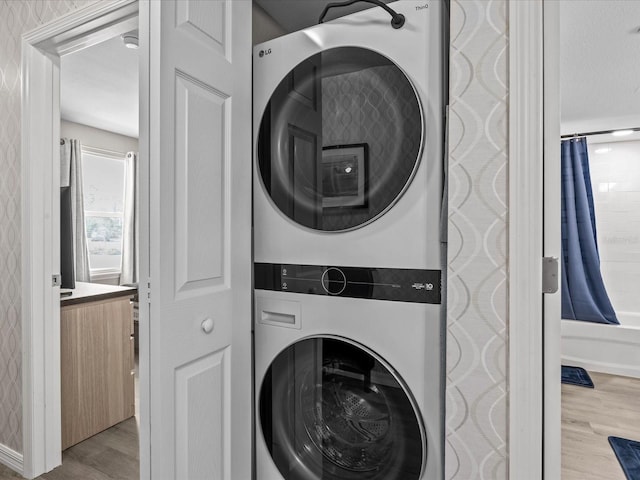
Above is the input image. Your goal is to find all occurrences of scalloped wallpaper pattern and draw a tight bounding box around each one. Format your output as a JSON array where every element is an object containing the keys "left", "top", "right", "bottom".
[
  {"left": 445, "top": 0, "right": 509, "bottom": 478},
  {"left": 0, "top": 0, "right": 97, "bottom": 454},
  {"left": 0, "top": 0, "right": 511, "bottom": 473}
]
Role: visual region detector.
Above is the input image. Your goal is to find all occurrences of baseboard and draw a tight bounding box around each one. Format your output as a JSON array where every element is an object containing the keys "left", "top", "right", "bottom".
[
  {"left": 561, "top": 356, "right": 640, "bottom": 379},
  {"left": 0, "top": 443, "right": 23, "bottom": 476}
]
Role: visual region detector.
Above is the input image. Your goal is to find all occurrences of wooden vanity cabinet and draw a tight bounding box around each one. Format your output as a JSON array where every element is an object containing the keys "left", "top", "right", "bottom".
[{"left": 60, "top": 283, "right": 136, "bottom": 450}]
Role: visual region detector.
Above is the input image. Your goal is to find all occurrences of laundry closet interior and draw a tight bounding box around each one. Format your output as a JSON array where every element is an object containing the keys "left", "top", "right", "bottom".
[{"left": 251, "top": 1, "right": 448, "bottom": 479}]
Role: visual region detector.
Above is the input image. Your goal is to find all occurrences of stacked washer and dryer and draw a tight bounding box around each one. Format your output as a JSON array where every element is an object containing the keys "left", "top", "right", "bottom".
[{"left": 253, "top": 1, "right": 446, "bottom": 479}]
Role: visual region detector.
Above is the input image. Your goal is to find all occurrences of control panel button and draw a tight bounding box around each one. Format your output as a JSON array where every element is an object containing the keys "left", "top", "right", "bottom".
[{"left": 321, "top": 267, "right": 347, "bottom": 295}]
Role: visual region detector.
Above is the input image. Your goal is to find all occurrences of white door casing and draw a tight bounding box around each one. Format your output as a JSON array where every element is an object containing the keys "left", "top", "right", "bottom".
[
  {"left": 142, "top": 1, "right": 252, "bottom": 478},
  {"left": 508, "top": 1, "right": 543, "bottom": 476},
  {"left": 21, "top": 2, "right": 138, "bottom": 477}
]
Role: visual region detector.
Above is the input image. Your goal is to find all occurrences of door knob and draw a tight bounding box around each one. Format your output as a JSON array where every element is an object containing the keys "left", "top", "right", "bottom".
[{"left": 201, "top": 318, "right": 214, "bottom": 334}]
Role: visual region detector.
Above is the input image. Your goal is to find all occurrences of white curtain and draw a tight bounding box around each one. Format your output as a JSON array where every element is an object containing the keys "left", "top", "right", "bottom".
[
  {"left": 120, "top": 152, "right": 138, "bottom": 285},
  {"left": 60, "top": 138, "right": 90, "bottom": 282}
]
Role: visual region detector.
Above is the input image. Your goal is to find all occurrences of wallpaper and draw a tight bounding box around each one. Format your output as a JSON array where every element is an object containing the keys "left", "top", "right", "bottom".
[
  {"left": 445, "top": 0, "right": 509, "bottom": 479},
  {"left": 0, "top": 0, "right": 97, "bottom": 454},
  {"left": 322, "top": 65, "right": 421, "bottom": 230}
]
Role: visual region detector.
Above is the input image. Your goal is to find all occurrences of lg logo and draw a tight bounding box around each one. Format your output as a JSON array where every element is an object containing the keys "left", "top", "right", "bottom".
[{"left": 258, "top": 48, "right": 272, "bottom": 58}]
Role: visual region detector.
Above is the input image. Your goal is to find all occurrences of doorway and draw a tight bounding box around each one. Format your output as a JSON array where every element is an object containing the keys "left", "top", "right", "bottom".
[
  {"left": 20, "top": 1, "right": 148, "bottom": 478},
  {"left": 553, "top": 2, "right": 640, "bottom": 479},
  {"left": 56, "top": 28, "right": 140, "bottom": 478}
]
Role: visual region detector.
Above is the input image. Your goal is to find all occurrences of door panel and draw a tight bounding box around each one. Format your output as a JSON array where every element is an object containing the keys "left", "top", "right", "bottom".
[
  {"left": 290, "top": 60, "right": 317, "bottom": 109},
  {"left": 175, "top": 0, "right": 226, "bottom": 57},
  {"left": 175, "top": 348, "right": 229, "bottom": 479},
  {"left": 145, "top": 1, "right": 251, "bottom": 478},
  {"left": 174, "top": 72, "right": 228, "bottom": 293},
  {"left": 290, "top": 126, "right": 319, "bottom": 226}
]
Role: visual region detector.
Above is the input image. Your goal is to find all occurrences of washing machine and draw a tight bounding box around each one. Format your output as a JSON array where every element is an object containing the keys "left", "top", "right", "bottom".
[
  {"left": 253, "top": 1, "right": 446, "bottom": 479},
  {"left": 254, "top": 281, "right": 443, "bottom": 480}
]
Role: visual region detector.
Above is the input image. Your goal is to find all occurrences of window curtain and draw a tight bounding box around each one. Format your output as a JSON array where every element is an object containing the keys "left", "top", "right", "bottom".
[
  {"left": 561, "top": 137, "right": 618, "bottom": 324},
  {"left": 60, "top": 138, "right": 90, "bottom": 282},
  {"left": 120, "top": 152, "right": 138, "bottom": 285}
]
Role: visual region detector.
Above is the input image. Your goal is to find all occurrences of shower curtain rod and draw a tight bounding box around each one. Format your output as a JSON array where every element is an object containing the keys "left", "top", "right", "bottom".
[{"left": 560, "top": 127, "right": 640, "bottom": 139}]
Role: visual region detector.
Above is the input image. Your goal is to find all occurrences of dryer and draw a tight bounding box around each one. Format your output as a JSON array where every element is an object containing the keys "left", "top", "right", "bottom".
[
  {"left": 253, "top": 0, "right": 444, "bottom": 270},
  {"left": 253, "top": 2, "right": 446, "bottom": 479}
]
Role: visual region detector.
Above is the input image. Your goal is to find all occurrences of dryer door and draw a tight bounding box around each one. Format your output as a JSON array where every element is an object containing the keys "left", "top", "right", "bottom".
[
  {"left": 259, "top": 336, "right": 426, "bottom": 480},
  {"left": 257, "top": 47, "right": 423, "bottom": 232}
]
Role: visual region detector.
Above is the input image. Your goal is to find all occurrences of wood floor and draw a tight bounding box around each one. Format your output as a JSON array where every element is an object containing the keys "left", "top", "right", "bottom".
[
  {"left": 562, "top": 370, "right": 640, "bottom": 480},
  {"left": 2, "top": 370, "right": 638, "bottom": 479},
  {"left": 0, "top": 417, "right": 138, "bottom": 480},
  {"left": 0, "top": 357, "right": 140, "bottom": 480}
]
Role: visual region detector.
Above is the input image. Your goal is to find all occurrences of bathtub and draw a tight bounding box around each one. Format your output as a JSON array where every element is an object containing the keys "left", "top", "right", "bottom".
[{"left": 561, "top": 312, "right": 640, "bottom": 378}]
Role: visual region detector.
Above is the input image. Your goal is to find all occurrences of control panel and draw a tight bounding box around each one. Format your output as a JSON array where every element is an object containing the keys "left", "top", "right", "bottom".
[{"left": 254, "top": 263, "right": 441, "bottom": 304}]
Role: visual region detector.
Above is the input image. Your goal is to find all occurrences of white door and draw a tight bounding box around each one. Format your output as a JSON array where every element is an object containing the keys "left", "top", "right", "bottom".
[{"left": 142, "top": 1, "right": 252, "bottom": 478}]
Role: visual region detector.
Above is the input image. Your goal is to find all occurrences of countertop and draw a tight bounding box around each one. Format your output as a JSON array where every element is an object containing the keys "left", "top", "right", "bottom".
[{"left": 60, "top": 282, "right": 137, "bottom": 307}]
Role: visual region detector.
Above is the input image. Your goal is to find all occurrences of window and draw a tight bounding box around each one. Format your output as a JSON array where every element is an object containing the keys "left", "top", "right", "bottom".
[{"left": 82, "top": 147, "right": 127, "bottom": 274}]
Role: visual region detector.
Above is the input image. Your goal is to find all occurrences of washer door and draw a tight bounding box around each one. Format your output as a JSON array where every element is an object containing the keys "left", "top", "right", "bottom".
[
  {"left": 259, "top": 336, "right": 426, "bottom": 480},
  {"left": 257, "top": 47, "right": 423, "bottom": 231}
]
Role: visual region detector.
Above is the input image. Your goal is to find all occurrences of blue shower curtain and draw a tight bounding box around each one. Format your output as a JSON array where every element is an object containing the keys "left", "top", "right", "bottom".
[{"left": 561, "top": 137, "right": 618, "bottom": 324}]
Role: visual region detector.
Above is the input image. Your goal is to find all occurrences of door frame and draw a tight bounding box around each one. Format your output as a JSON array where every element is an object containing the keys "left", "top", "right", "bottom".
[
  {"left": 508, "top": 0, "right": 561, "bottom": 478},
  {"left": 20, "top": 1, "right": 145, "bottom": 478}
]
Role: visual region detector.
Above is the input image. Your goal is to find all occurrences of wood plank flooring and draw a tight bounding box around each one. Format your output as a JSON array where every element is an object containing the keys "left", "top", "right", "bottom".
[
  {"left": 562, "top": 371, "right": 640, "bottom": 480},
  {"left": 0, "top": 417, "right": 138, "bottom": 480},
  {"left": 2, "top": 369, "right": 638, "bottom": 479}
]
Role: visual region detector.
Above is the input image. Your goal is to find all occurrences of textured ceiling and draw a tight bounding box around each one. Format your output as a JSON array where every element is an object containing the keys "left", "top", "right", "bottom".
[
  {"left": 60, "top": 34, "right": 139, "bottom": 138},
  {"left": 59, "top": 1, "right": 640, "bottom": 141},
  {"left": 560, "top": 0, "right": 640, "bottom": 136}
]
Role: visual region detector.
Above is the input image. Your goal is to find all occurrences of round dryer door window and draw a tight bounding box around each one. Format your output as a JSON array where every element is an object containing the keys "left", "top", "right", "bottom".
[
  {"left": 257, "top": 47, "right": 423, "bottom": 231},
  {"left": 259, "top": 336, "right": 426, "bottom": 480}
]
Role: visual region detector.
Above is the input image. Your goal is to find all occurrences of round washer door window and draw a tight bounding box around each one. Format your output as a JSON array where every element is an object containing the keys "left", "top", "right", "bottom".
[
  {"left": 259, "top": 336, "right": 426, "bottom": 480},
  {"left": 257, "top": 47, "right": 423, "bottom": 231}
]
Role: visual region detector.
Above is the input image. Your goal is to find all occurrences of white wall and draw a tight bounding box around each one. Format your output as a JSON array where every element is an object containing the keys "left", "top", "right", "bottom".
[
  {"left": 588, "top": 139, "right": 640, "bottom": 315},
  {"left": 252, "top": 3, "right": 286, "bottom": 45},
  {"left": 61, "top": 120, "right": 138, "bottom": 153}
]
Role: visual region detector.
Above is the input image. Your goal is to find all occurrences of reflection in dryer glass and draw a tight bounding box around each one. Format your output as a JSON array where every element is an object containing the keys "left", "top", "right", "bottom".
[
  {"left": 259, "top": 337, "right": 425, "bottom": 480},
  {"left": 257, "top": 47, "right": 423, "bottom": 231}
]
